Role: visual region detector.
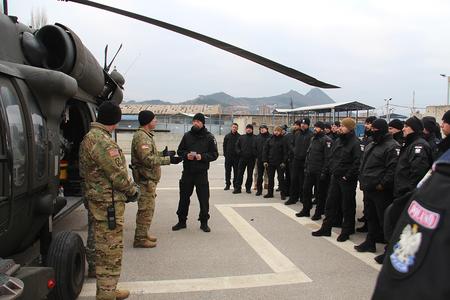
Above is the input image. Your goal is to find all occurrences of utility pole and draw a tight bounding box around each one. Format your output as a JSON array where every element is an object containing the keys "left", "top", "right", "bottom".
[
  {"left": 384, "top": 98, "right": 392, "bottom": 122},
  {"left": 440, "top": 74, "right": 450, "bottom": 105}
]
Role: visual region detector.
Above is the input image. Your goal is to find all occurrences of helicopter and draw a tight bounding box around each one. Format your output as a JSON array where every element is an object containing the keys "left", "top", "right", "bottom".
[{"left": 0, "top": 0, "right": 338, "bottom": 299}]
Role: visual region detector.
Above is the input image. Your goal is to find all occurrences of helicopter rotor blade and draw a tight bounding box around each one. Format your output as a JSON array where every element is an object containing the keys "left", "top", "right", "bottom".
[{"left": 61, "top": 0, "right": 339, "bottom": 88}]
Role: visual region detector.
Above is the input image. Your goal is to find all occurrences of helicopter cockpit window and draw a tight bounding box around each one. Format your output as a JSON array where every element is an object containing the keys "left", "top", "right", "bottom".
[
  {"left": 0, "top": 85, "right": 27, "bottom": 188},
  {"left": 29, "top": 101, "right": 47, "bottom": 178}
]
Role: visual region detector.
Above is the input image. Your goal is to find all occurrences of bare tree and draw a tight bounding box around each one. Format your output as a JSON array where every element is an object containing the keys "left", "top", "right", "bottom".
[{"left": 30, "top": 7, "right": 48, "bottom": 29}]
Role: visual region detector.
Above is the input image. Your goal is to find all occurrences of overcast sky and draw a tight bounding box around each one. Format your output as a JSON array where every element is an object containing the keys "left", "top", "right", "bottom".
[{"left": 8, "top": 0, "right": 450, "bottom": 115}]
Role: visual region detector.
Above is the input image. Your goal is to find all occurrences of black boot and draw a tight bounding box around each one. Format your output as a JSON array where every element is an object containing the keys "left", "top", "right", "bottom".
[
  {"left": 263, "top": 193, "right": 274, "bottom": 198},
  {"left": 295, "top": 209, "right": 310, "bottom": 217},
  {"left": 224, "top": 184, "right": 230, "bottom": 191},
  {"left": 256, "top": 190, "right": 262, "bottom": 196},
  {"left": 200, "top": 221, "right": 211, "bottom": 232},
  {"left": 312, "top": 226, "right": 331, "bottom": 237},
  {"left": 374, "top": 253, "right": 386, "bottom": 264},
  {"left": 354, "top": 240, "right": 376, "bottom": 253},
  {"left": 246, "top": 188, "right": 251, "bottom": 194},
  {"left": 356, "top": 222, "right": 368, "bottom": 232},
  {"left": 337, "top": 231, "right": 351, "bottom": 242},
  {"left": 232, "top": 188, "right": 242, "bottom": 194},
  {"left": 284, "top": 198, "right": 297, "bottom": 205},
  {"left": 172, "top": 221, "right": 187, "bottom": 231}
]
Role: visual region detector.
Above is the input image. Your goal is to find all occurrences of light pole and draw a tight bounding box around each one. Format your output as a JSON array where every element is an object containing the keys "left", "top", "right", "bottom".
[
  {"left": 384, "top": 98, "right": 392, "bottom": 122},
  {"left": 440, "top": 74, "right": 450, "bottom": 105}
]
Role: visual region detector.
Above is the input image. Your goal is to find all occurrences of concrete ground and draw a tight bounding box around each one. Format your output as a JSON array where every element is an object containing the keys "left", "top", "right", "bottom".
[{"left": 57, "top": 156, "right": 383, "bottom": 300}]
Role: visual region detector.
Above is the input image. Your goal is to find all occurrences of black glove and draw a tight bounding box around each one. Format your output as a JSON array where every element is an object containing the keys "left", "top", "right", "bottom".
[
  {"left": 162, "top": 146, "right": 169, "bottom": 157},
  {"left": 170, "top": 156, "right": 183, "bottom": 164},
  {"left": 126, "top": 185, "right": 141, "bottom": 203}
]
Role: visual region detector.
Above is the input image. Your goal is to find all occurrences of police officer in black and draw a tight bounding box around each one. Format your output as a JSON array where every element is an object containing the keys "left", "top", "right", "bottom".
[
  {"left": 223, "top": 123, "right": 240, "bottom": 190},
  {"left": 324, "top": 122, "right": 332, "bottom": 139},
  {"left": 234, "top": 124, "right": 256, "bottom": 194},
  {"left": 296, "top": 121, "right": 332, "bottom": 219},
  {"left": 312, "top": 118, "right": 361, "bottom": 242},
  {"left": 437, "top": 110, "right": 450, "bottom": 158},
  {"left": 255, "top": 124, "right": 271, "bottom": 196},
  {"left": 172, "top": 113, "right": 219, "bottom": 232},
  {"left": 422, "top": 116, "right": 442, "bottom": 161},
  {"left": 354, "top": 119, "right": 400, "bottom": 253},
  {"left": 330, "top": 121, "right": 341, "bottom": 141},
  {"left": 285, "top": 118, "right": 313, "bottom": 205},
  {"left": 373, "top": 148, "right": 450, "bottom": 299},
  {"left": 283, "top": 122, "right": 300, "bottom": 196},
  {"left": 380, "top": 116, "right": 432, "bottom": 263},
  {"left": 388, "top": 119, "right": 404, "bottom": 145},
  {"left": 262, "top": 126, "right": 288, "bottom": 198}
]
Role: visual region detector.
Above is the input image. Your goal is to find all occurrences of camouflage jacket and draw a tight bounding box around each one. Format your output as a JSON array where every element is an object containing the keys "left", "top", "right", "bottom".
[
  {"left": 131, "top": 127, "right": 170, "bottom": 183},
  {"left": 79, "top": 122, "right": 137, "bottom": 203}
]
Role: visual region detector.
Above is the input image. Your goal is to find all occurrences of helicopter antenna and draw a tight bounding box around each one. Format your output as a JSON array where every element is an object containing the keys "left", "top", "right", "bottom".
[
  {"left": 103, "top": 44, "right": 108, "bottom": 70},
  {"left": 124, "top": 52, "right": 141, "bottom": 75},
  {"left": 60, "top": 0, "right": 340, "bottom": 88},
  {"left": 106, "top": 43, "right": 122, "bottom": 72}
]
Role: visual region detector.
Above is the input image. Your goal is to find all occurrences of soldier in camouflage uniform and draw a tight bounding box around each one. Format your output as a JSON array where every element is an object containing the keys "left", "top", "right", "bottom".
[
  {"left": 131, "top": 111, "right": 181, "bottom": 248},
  {"left": 79, "top": 101, "right": 139, "bottom": 300}
]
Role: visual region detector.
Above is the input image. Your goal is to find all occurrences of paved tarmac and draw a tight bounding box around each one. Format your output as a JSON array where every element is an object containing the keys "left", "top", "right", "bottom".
[{"left": 57, "top": 156, "right": 383, "bottom": 300}]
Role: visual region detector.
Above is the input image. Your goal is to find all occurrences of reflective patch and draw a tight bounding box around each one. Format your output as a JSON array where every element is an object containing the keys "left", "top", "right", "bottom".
[
  {"left": 109, "top": 149, "right": 120, "bottom": 157},
  {"left": 326, "top": 142, "right": 331, "bottom": 148},
  {"left": 408, "top": 200, "right": 440, "bottom": 229},
  {"left": 395, "top": 148, "right": 400, "bottom": 156},
  {"left": 390, "top": 224, "right": 422, "bottom": 273},
  {"left": 360, "top": 145, "right": 365, "bottom": 151},
  {"left": 414, "top": 145, "right": 422, "bottom": 154}
]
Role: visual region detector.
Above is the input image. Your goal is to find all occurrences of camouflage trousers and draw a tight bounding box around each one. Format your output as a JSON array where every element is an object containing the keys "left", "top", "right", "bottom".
[
  {"left": 89, "top": 200, "right": 125, "bottom": 300},
  {"left": 86, "top": 208, "right": 96, "bottom": 274},
  {"left": 135, "top": 180, "right": 157, "bottom": 241}
]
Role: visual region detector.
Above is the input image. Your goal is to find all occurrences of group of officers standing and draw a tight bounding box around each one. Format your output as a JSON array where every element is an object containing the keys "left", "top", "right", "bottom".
[{"left": 223, "top": 111, "right": 450, "bottom": 264}]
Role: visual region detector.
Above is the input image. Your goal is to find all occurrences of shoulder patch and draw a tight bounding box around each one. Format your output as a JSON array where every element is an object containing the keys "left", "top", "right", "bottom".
[
  {"left": 326, "top": 141, "right": 331, "bottom": 148},
  {"left": 414, "top": 145, "right": 423, "bottom": 154},
  {"left": 407, "top": 200, "right": 440, "bottom": 229},
  {"left": 109, "top": 149, "right": 120, "bottom": 157},
  {"left": 390, "top": 224, "right": 422, "bottom": 273},
  {"left": 396, "top": 148, "right": 401, "bottom": 156}
]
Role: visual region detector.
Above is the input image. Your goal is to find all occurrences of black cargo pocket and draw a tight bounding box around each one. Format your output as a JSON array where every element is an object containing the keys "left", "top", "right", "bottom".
[{"left": 386, "top": 199, "right": 443, "bottom": 279}]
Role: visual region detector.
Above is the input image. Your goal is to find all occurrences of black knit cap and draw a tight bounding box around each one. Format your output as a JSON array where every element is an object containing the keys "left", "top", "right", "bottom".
[
  {"left": 405, "top": 116, "right": 423, "bottom": 133},
  {"left": 138, "top": 110, "right": 155, "bottom": 126},
  {"left": 193, "top": 113, "right": 205, "bottom": 124},
  {"left": 294, "top": 120, "right": 302, "bottom": 126},
  {"left": 372, "top": 118, "right": 388, "bottom": 135},
  {"left": 97, "top": 101, "right": 122, "bottom": 125},
  {"left": 246, "top": 124, "right": 254, "bottom": 130},
  {"left": 365, "top": 116, "right": 377, "bottom": 124},
  {"left": 389, "top": 119, "right": 404, "bottom": 130},
  {"left": 334, "top": 121, "right": 341, "bottom": 127},
  {"left": 314, "top": 121, "right": 325, "bottom": 130},
  {"left": 422, "top": 116, "right": 437, "bottom": 133},
  {"left": 442, "top": 110, "right": 450, "bottom": 124},
  {"left": 259, "top": 124, "right": 268, "bottom": 129},
  {"left": 301, "top": 118, "right": 310, "bottom": 126},
  {"left": 324, "top": 122, "right": 331, "bottom": 129}
]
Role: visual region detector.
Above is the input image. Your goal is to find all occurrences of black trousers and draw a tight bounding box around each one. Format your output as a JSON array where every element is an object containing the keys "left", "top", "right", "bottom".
[
  {"left": 177, "top": 170, "right": 210, "bottom": 222},
  {"left": 236, "top": 157, "right": 256, "bottom": 191},
  {"left": 289, "top": 158, "right": 305, "bottom": 202},
  {"left": 303, "top": 172, "right": 327, "bottom": 214},
  {"left": 364, "top": 190, "right": 393, "bottom": 243},
  {"left": 267, "top": 165, "right": 286, "bottom": 195},
  {"left": 224, "top": 156, "right": 239, "bottom": 188},
  {"left": 256, "top": 159, "right": 265, "bottom": 192},
  {"left": 323, "top": 175, "right": 357, "bottom": 233},
  {"left": 284, "top": 161, "right": 291, "bottom": 195}
]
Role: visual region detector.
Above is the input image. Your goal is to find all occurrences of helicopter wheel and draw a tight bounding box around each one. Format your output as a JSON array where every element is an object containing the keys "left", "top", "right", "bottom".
[{"left": 46, "top": 231, "right": 85, "bottom": 300}]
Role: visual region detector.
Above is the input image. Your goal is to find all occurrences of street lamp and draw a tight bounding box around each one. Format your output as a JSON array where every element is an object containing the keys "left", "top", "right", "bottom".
[
  {"left": 440, "top": 74, "right": 450, "bottom": 105},
  {"left": 384, "top": 97, "right": 392, "bottom": 122}
]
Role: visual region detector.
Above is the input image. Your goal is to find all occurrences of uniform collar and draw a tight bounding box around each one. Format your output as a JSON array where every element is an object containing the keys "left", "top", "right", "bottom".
[
  {"left": 139, "top": 126, "right": 154, "bottom": 137},
  {"left": 90, "top": 122, "right": 112, "bottom": 137}
]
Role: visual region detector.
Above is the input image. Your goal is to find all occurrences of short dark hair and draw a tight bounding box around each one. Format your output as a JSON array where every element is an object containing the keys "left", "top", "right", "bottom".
[{"left": 232, "top": 123, "right": 238, "bottom": 127}]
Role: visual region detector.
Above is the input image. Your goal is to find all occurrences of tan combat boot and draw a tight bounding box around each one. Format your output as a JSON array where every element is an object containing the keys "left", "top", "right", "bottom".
[
  {"left": 147, "top": 234, "right": 157, "bottom": 242},
  {"left": 133, "top": 239, "right": 157, "bottom": 248},
  {"left": 115, "top": 289, "right": 130, "bottom": 300}
]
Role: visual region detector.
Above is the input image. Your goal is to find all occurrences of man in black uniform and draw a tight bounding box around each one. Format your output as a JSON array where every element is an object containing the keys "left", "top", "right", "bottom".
[
  {"left": 285, "top": 118, "right": 313, "bottom": 205},
  {"left": 296, "top": 121, "right": 332, "bottom": 219},
  {"left": 262, "top": 126, "right": 288, "bottom": 198},
  {"left": 373, "top": 148, "right": 450, "bottom": 299},
  {"left": 354, "top": 119, "right": 399, "bottom": 253},
  {"left": 380, "top": 116, "right": 432, "bottom": 263},
  {"left": 172, "top": 113, "right": 219, "bottom": 232},
  {"left": 223, "top": 123, "right": 240, "bottom": 190},
  {"left": 388, "top": 119, "right": 404, "bottom": 145},
  {"left": 324, "top": 122, "right": 332, "bottom": 138},
  {"left": 255, "top": 124, "right": 271, "bottom": 196},
  {"left": 330, "top": 121, "right": 341, "bottom": 141},
  {"left": 234, "top": 124, "right": 256, "bottom": 194},
  {"left": 422, "top": 116, "right": 441, "bottom": 161},
  {"left": 283, "top": 121, "right": 300, "bottom": 195},
  {"left": 312, "top": 118, "right": 361, "bottom": 242},
  {"left": 437, "top": 110, "right": 450, "bottom": 158}
]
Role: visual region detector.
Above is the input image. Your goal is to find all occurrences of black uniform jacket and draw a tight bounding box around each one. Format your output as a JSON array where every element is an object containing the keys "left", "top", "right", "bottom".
[
  {"left": 235, "top": 133, "right": 256, "bottom": 159},
  {"left": 255, "top": 132, "right": 271, "bottom": 160},
  {"left": 359, "top": 134, "right": 400, "bottom": 191},
  {"left": 373, "top": 149, "right": 450, "bottom": 300},
  {"left": 177, "top": 126, "right": 218, "bottom": 173},
  {"left": 223, "top": 131, "right": 240, "bottom": 158},
  {"left": 424, "top": 132, "right": 441, "bottom": 162},
  {"left": 304, "top": 132, "right": 332, "bottom": 175},
  {"left": 284, "top": 131, "right": 297, "bottom": 160},
  {"left": 293, "top": 129, "right": 313, "bottom": 161},
  {"left": 262, "top": 134, "right": 288, "bottom": 166},
  {"left": 393, "top": 133, "right": 432, "bottom": 198},
  {"left": 327, "top": 131, "right": 362, "bottom": 181}
]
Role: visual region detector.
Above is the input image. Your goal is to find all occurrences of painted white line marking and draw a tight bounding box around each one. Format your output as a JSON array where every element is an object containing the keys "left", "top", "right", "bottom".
[
  {"left": 217, "top": 203, "right": 381, "bottom": 271},
  {"left": 157, "top": 187, "right": 227, "bottom": 190}
]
